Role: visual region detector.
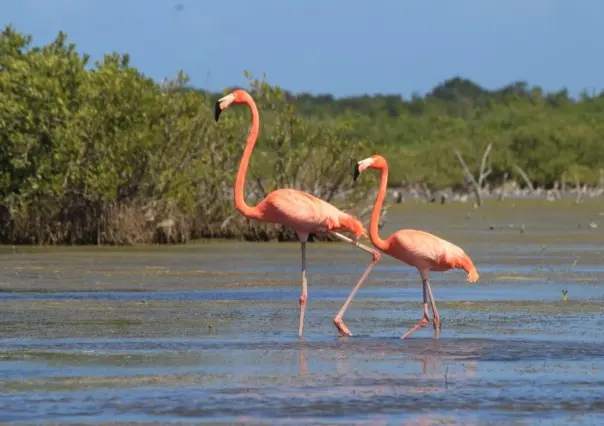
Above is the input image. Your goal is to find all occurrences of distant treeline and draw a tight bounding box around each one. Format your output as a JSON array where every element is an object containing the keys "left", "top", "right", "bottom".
[
  {"left": 1, "top": 25, "right": 603, "bottom": 245},
  {"left": 211, "top": 77, "right": 604, "bottom": 189}
]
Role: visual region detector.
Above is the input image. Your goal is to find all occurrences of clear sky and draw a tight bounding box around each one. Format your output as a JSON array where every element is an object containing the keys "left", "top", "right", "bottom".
[{"left": 3, "top": 0, "right": 602, "bottom": 98}]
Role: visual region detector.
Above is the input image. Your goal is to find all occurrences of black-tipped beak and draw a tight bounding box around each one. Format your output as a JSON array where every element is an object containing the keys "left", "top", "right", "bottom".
[
  {"left": 353, "top": 163, "right": 360, "bottom": 182},
  {"left": 214, "top": 102, "right": 222, "bottom": 122}
]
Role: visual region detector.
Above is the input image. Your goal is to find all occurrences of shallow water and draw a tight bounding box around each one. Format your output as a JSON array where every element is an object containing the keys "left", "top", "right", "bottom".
[{"left": 1, "top": 199, "right": 604, "bottom": 424}]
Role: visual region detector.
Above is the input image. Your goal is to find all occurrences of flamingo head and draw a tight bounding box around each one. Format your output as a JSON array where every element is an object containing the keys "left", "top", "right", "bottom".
[
  {"left": 353, "top": 155, "right": 386, "bottom": 182},
  {"left": 214, "top": 89, "right": 248, "bottom": 121}
]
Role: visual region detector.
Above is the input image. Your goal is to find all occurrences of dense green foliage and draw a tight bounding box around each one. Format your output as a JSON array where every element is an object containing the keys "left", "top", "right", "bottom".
[
  {"left": 0, "top": 26, "right": 371, "bottom": 244},
  {"left": 1, "top": 26, "right": 603, "bottom": 244},
  {"left": 283, "top": 79, "right": 604, "bottom": 188}
]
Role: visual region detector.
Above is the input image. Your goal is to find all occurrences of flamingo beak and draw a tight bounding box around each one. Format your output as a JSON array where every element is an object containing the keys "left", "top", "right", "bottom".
[
  {"left": 353, "top": 163, "right": 360, "bottom": 182},
  {"left": 215, "top": 93, "right": 236, "bottom": 122},
  {"left": 214, "top": 101, "right": 222, "bottom": 121}
]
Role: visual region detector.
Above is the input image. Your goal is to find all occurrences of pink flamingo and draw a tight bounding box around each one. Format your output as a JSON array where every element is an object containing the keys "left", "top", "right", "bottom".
[
  {"left": 353, "top": 154, "right": 479, "bottom": 339},
  {"left": 215, "top": 89, "right": 381, "bottom": 338}
]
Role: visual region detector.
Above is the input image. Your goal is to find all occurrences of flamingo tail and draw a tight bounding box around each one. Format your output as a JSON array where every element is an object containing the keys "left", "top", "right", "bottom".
[
  {"left": 335, "top": 214, "right": 367, "bottom": 239},
  {"left": 453, "top": 253, "right": 479, "bottom": 283}
]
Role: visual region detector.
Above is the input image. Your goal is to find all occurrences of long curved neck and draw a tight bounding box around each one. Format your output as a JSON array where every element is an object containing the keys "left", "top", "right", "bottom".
[
  {"left": 369, "top": 163, "right": 389, "bottom": 251},
  {"left": 234, "top": 94, "right": 261, "bottom": 219}
]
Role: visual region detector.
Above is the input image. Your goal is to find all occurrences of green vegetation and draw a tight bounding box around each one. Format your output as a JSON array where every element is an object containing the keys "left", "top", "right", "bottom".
[
  {"left": 1, "top": 26, "right": 603, "bottom": 244},
  {"left": 0, "top": 26, "right": 371, "bottom": 244}
]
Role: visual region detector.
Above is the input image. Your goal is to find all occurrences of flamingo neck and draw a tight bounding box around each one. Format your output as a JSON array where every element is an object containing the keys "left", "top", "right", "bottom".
[
  {"left": 235, "top": 94, "right": 260, "bottom": 219},
  {"left": 369, "top": 163, "right": 389, "bottom": 251},
  {"left": 234, "top": 93, "right": 261, "bottom": 219}
]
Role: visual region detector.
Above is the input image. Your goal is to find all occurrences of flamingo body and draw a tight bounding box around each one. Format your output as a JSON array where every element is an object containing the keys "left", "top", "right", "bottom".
[
  {"left": 215, "top": 89, "right": 380, "bottom": 338},
  {"left": 255, "top": 189, "right": 366, "bottom": 239},
  {"left": 354, "top": 154, "right": 480, "bottom": 339},
  {"left": 384, "top": 229, "right": 478, "bottom": 281}
]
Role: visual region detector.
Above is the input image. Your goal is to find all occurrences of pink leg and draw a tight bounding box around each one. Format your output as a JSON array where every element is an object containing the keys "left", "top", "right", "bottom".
[
  {"left": 299, "top": 349, "right": 308, "bottom": 374},
  {"left": 401, "top": 279, "right": 430, "bottom": 339},
  {"left": 329, "top": 231, "right": 381, "bottom": 337},
  {"left": 298, "top": 241, "right": 308, "bottom": 337},
  {"left": 425, "top": 279, "right": 440, "bottom": 339}
]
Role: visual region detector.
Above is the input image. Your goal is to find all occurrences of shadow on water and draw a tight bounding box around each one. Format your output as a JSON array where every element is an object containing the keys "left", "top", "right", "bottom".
[{"left": 1, "top": 200, "right": 604, "bottom": 423}]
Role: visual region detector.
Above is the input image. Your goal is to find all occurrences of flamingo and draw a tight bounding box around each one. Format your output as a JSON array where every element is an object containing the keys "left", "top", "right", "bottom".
[
  {"left": 353, "top": 154, "right": 479, "bottom": 339},
  {"left": 214, "top": 89, "right": 381, "bottom": 338}
]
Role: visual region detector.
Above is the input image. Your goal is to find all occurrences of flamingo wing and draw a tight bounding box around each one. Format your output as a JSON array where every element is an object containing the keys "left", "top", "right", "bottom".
[
  {"left": 257, "top": 189, "right": 365, "bottom": 237},
  {"left": 387, "top": 230, "right": 462, "bottom": 268}
]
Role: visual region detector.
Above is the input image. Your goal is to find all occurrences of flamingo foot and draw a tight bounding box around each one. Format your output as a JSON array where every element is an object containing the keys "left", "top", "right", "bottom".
[
  {"left": 433, "top": 314, "right": 440, "bottom": 330},
  {"left": 432, "top": 314, "right": 441, "bottom": 340},
  {"left": 401, "top": 315, "right": 430, "bottom": 339},
  {"left": 333, "top": 316, "right": 352, "bottom": 337}
]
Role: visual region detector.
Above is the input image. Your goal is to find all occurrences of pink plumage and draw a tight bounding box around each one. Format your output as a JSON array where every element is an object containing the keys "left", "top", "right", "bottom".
[
  {"left": 257, "top": 189, "right": 366, "bottom": 240},
  {"left": 215, "top": 89, "right": 380, "bottom": 338},
  {"left": 355, "top": 154, "right": 480, "bottom": 339},
  {"left": 382, "top": 229, "right": 479, "bottom": 282}
]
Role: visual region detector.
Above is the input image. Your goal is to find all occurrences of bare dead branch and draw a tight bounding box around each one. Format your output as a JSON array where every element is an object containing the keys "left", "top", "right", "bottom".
[
  {"left": 420, "top": 182, "right": 432, "bottom": 202},
  {"left": 455, "top": 151, "right": 478, "bottom": 187},
  {"left": 573, "top": 173, "right": 584, "bottom": 204},
  {"left": 477, "top": 143, "right": 493, "bottom": 188},
  {"left": 454, "top": 150, "right": 482, "bottom": 206},
  {"left": 512, "top": 164, "right": 535, "bottom": 193},
  {"left": 561, "top": 172, "right": 567, "bottom": 193}
]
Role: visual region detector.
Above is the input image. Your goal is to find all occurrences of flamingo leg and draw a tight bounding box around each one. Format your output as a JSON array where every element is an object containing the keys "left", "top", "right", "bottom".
[
  {"left": 329, "top": 231, "right": 381, "bottom": 337},
  {"left": 298, "top": 241, "right": 308, "bottom": 337},
  {"left": 401, "top": 279, "right": 430, "bottom": 339},
  {"left": 299, "top": 349, "right": 308, "bottom": 374},
  {"left": 425, "top": 279, "right": 440, "bottom": 339}
]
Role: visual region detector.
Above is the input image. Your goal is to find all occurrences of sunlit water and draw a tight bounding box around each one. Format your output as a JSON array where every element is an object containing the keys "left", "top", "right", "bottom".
[{"left": 1, "top": 200, "right": 604, "bottom": 424}]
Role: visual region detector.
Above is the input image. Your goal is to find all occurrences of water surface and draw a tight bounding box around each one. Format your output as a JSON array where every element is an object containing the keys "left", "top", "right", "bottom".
[{"left": 1, "top": 199, "right": 604, "bottom": 424}]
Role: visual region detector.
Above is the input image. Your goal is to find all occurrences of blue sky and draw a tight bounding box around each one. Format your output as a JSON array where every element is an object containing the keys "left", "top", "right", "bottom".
[{"left": 3, "top": 0, "right": 602, "bottom": 98}]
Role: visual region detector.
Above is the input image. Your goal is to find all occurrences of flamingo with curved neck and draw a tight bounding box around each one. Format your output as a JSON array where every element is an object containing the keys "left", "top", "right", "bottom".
[
  {"left": 354, "top": 154, "right": 479, "bottom": 339},
  {"left": 215, "top": 89, "right": 381, "bottom": 338}
]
